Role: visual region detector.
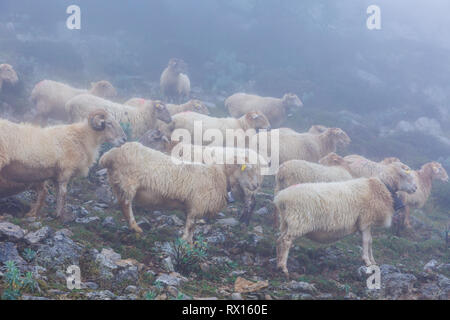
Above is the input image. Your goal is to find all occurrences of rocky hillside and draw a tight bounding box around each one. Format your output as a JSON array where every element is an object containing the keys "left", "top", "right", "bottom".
[{"left": 0, "top": 164, "right": 448, "bottom": 300}]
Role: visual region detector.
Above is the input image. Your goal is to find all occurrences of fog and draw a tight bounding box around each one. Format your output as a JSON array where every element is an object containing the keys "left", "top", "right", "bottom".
[{"left": 1, "top": 1, "right": 450, "bottom": 164}]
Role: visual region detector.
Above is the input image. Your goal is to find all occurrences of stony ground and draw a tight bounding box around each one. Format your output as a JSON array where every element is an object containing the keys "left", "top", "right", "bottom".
[{"left": 0, "top": 168, "right": 449, "bottom": 300}]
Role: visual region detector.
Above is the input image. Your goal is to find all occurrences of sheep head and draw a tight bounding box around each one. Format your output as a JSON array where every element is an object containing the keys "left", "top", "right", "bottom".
[
  {"left": 138, "top": 129, "right": 170, "bottom": 152},
  {"left": 308, "top": 124, "right": 328, "bottom": 134},
  {"left": 426, "top": 162, "right": 448, "bottom": 182},
  {"left": 168, "top": 58, "right": 187, "bottom": 74},
  {"left": 0, "top": 64, "right": 19, "bottom": 85},
  {"left": 282, "top": 93, "right": 303, "bottom": 110},
  {"left": 245, "top": 111, "right": 271, "bottom": 131},
  {"left": 380, "top": 162, "right": 417, "bottom": 194},
  {"left": 152, "top": 100, "right": 172, "bottom": 124},
  {"left": 319, "top": 152, "right": 346, "bottom": 167},
  {"left": 327, "top": 128, "right": 351, "bottom": 147},
  {"left": 88, "top": 109, "right": 127, "bottom": 146},
  {"left": 187, "top": 99, "right": 209, "bottom": 115},
  {"left": 90, "top": 80, "right": 117, "bottom": 99}
]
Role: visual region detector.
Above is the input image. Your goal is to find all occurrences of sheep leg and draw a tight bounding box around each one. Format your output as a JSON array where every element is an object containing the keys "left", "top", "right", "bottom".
[
  {"left": 361, "top": 227, "right": 373, "bottom": 266},
  {"left": 276, "top": 233, "right": 293, "bottom": 277},
  {"left": 26, "top": 182, "right": 47, "bottom": 217},
  {"left": 55, "top": 180, "right": 69, "bottom": 220},
  {"left": 403, "top": 206, "right": 412, "bottom": 229},
  {"left": 120, "top": 199, "right": 142, "bottom": 233},
  {"left": 181, "top": 215, "right": 196, "bottom": 244},
  {"left": 368, "top": 232, "right": 376, "bottom": 265},
  {"left": 239, "top": 194, "right": 256, "bottom": 225}
]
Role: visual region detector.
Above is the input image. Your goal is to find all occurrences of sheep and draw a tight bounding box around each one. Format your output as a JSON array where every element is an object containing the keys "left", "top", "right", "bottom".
[
  {"left": 31, "top": 79, "right": 117, "bottom": 125},
  {"left": 343, "top": 154, "right": 408, "bottom": 178},
  {"left": 398, "top": 162, "right": 448, "bottom": 228},
  {"left": 99, "top": 142, "right": 261, "bottom": 243},
  {"left": 252, "top": 127, "right": 351, "bottom": 165},
  {"left": 160, "top": 58, "right": 190, "bottom": 103},
  {"left": 125, "top": 98, "right": 208, "bottom": 116},
  {"left": 308, "top": 125, "right": 328, "bottom": 134},
  {"left": 0, "top": 64, "right": 19, "bottom": 92},
  {"left": 274, "top": 162, "right": 417, "bottom": 276},
  {"left": 66, "top": 94, "right": 172, "bottom": 139},
  {"left": 274, "top": 158, "right": 353, "bottom": 194},
  {"left": 0, "top": 109, "right": 127, "bottom": 221},
  {"left": 169, "top": 111, "right": 271, "bottom": 147},
  {"left": 225, "top": 93, "right": 303, "bottom": 128}
]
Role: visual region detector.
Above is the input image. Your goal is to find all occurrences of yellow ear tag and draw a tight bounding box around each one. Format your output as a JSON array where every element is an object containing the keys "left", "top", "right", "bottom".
[
  {"left": 405, "top": 169, "right": 411, "bottom": 174},
  {"left": 241, "top": 164, "right": 247, "bottom": 172}
]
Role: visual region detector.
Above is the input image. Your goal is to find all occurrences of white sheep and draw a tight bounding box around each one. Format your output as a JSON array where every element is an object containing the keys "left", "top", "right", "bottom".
[
  {"left": 66, "top": 94, "right": 172, "bottom": 139},
  {"left": 99, "top": 142, "right": 261, "bottom": 243},
  {"left": 125, "top": 98, "right": 209, "bottom": 116},
  {"left": 226, "top": 93, "right": 303, "bottom": 128},
  {"left": 274, "top": 158, "right": 353, "bottom": 194},
  {"left": 398, "top": 161, "right": 448, "bottom": 228},
  {"left": 0, "top": 109, "right": 126, "bottom": 221},
  {"left": 169, "top": 111, "right": 271, "bottom": 147},
  {"left": 31, "top": 79, "right": 117, "bottom": 125},
  {"left": 252, "top": 127, "right": 351, "bottom": 165},
  {"left": 343, "top": 154, "right": 406, "bottom": 178},
  {"left": 274, "top": 162, "right": 417, "bottom": 276},
  {"left": 160, "top": 58, "right": 190, "bottom": 103},
  {"left": 0, "top": 64, "right": 19, "bottom": 92}
]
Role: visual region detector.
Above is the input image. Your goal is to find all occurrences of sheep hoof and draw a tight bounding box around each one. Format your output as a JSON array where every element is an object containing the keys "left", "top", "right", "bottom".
[{"left": 131, "top": 224, "right": 143, "bottom": 234}]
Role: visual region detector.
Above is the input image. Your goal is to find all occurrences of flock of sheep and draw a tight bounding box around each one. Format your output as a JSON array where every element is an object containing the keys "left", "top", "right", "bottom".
[{"left": 0, "top": 58, "right": 448, "bottom": 277}]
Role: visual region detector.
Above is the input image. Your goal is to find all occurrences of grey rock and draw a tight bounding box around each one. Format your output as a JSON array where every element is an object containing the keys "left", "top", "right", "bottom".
[
  {"left": 419, "top": 283, "right": 440, "bottom": 299},
  {"left": 102, "top": 216, "right": 116, "bottom": 228},
  {"left": 125, "top": 285, "right": 138, "bottom": 294},
  {"left": 255, "top": 207, "right": 269, "bottom": 216},
  {"left": 21, "top": 295, "right": 50, "bottom": 300},
  {"left": 81, "top": 282, "right": 99, "bottom": 290},
  {"left": 95, "top": 248, "right": 121, "bottom": 271},
  {"left": 380, "top": 264, "right": 401, "bottom": 276},
  {"left": 170, "top": 215, "right": 184, "bottom": 227},
  {"left": 35, "top": 233, "right": 82, "bottom": 269},
  {"left": 383, "top": 273, "right": 417, "bottom": 298},
  {"left": 115, "top": 266, "right": 139, "bottom": 284},
  {"left": 155, "top": 273, "right": 187, "bottom": 287},
  {"left": 24, "top": 226, "right": 53, "bottom": 244},
  {"left": 137, "top": 217, "right": 152, "bottom": 231},
  {"left": 0, "top": 222, "right": 25, "bottom": 241},
  {"left": 75, "top": 216, "right": 100, "bottom": 224},
  {"left": 424, "top": 259, "right": 439, "bottom": 272},
  {"left": 231, "top": 292, "right": 243, "bottom": 300},
  {"left": 163, "top": 256, "right": 175, "bottom": 272},
  {"left": 86, "top": 290, "right": 116, "bottom": 300},
  {"left": 0, "top": 242, "right": 26, "bottom": 267},
  {"left": 216, "top": 217, "right": 239, "bottom": 227},
  {"left": 288, "top": 280, "right": 316, "bottom": 293}
]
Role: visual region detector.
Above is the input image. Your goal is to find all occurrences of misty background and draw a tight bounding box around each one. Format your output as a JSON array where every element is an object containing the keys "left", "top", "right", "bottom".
[{"left": 1, "top": 0, "right": 450, "bottom": 174}]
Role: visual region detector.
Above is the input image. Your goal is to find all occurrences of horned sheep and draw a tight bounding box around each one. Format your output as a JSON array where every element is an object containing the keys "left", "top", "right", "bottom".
[
  {"left": 226, "top": 93, "right": 303, "bottom": 128},
  {"left": 66, "top": 94, "right": 172, "bottom": 139},
  {"left": 31, "top": 79, "right": 117, "bottom": 125},
  {"left": 99, "top": 142, "right": 261, "bottom": 243},
  {"left": 160, "top": 58, "right": 190, "bottom": 103},
  {"left": 0, "top": 109, "right": 126, "bottom": 221},
  {"left": 274, "top": 162, "right": 417, "bottom": 276},
  {"left": 0, "top": 64, "right": 19, "bottom": 92}
]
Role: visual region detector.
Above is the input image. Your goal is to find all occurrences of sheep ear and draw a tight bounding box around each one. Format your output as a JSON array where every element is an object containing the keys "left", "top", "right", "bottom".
[{"left": 90, "top": 114, "right": 106, "bottom": 131}]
